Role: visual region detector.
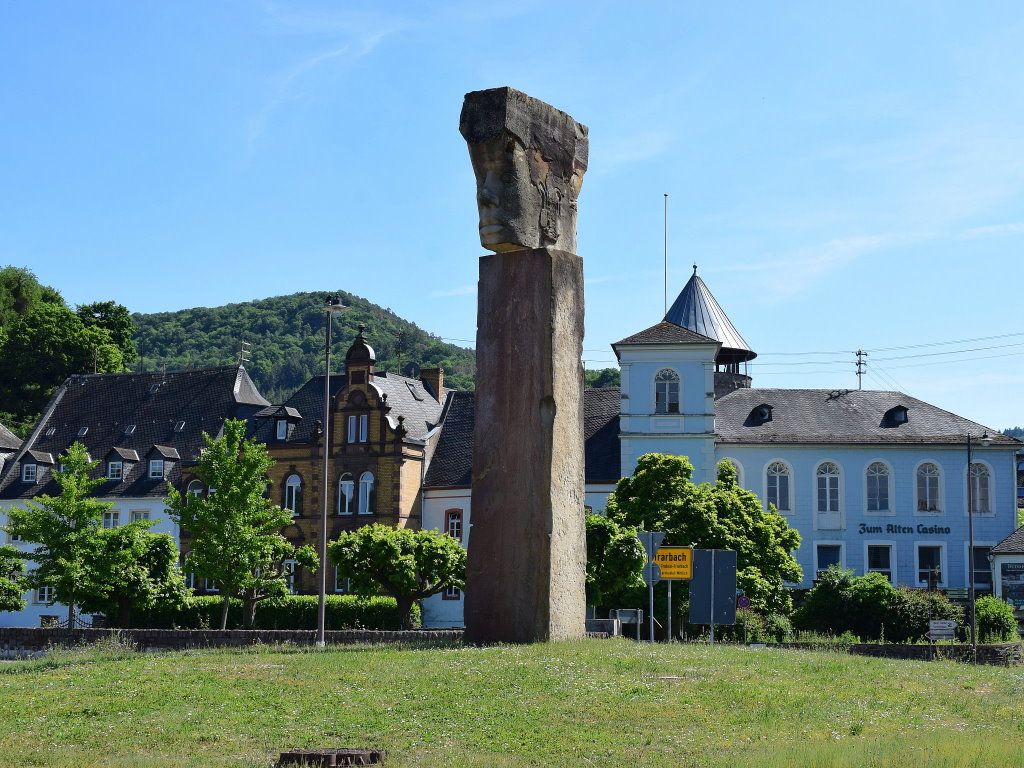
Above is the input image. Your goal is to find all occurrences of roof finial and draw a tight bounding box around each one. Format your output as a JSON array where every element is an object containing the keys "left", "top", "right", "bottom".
[
  {"left": 693, "top": 263, "right": 698, "bottom": 275},
  {"left": 357, "top": 323, "right": 366, "bottom": 335}
]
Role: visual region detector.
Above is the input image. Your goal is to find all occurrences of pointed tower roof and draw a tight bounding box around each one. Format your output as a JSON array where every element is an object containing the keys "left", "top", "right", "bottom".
[{"left": 664, "top": 265, "right": 756, "bottom": 365}]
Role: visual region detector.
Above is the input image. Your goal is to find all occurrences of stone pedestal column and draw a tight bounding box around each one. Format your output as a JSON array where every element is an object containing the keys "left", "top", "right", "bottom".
[{"left": 464, "top": 247, "right": 586, "bottom": 644}]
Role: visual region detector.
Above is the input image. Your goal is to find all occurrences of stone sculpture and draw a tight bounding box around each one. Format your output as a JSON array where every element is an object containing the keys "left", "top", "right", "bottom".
[
  {"left": 461, "top": 88, "right": 589, "bottom": 644},
  {"left": 460, "top": 87, "right": 588, "bottom": 254}
]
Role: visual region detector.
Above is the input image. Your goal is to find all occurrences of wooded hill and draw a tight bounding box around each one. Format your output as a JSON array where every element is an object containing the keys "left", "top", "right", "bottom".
[{"left": 132, "top": 291, "right": 476, "bottom": 405}]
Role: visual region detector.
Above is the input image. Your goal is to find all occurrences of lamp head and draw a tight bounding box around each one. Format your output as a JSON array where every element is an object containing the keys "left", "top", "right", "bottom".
[
  {"left": 980, "top": 432, "right": 993, "bottom": 447},
  {"left": 324, "top": 295, "right": 348, "bottom": 313}
]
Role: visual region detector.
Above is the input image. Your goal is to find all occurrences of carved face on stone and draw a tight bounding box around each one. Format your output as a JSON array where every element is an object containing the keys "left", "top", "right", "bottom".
[{"left": 461, "top": 87, "right": 587, "bottom": 254}]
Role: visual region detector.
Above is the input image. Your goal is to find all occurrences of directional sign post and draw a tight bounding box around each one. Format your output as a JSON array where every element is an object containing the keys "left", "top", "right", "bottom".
[
  {"left": 637, "top": 532, "right": 665, "bottom": 642},
  {"left": 927, "top": 619, "right": 956, "bottom": 642}
]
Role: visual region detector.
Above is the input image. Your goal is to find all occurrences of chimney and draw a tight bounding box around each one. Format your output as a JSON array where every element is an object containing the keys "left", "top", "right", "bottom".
[{"left": 420, "top": 367, "right": 444, "bottom": 401}]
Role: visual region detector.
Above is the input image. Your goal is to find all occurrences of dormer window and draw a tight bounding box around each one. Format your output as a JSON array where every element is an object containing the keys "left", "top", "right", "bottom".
[
  {"left": 77, "top": 427, "right": 88, "bottom": 437},
  {"left": 108, "top": 461, "right": 123, "bottom": 481},
  {"left": 883, "top": 405, "right": 909, "bottom": 427},
  {"left": 149, "top": 459, "right": 165, "bottom": 479},
  {"left": 749, "top": 404, "right": 773, "bottom": 426},
  {"left": 44, "top": 427, "right": 56, "bottom": 437},
  {"left": 21, "top": 463, "right": 36, "bottom": 483},
  {"left": 276, "top": 420, "right": 288, "bottom": 440},
  {"left": 174, "top": 420, "right": 186, "bottom": 432}
]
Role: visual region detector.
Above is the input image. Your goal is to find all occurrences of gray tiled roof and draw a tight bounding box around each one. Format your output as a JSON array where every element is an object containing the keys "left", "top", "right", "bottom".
[
  {"left": 614, "top": 321, "right": 718, "bottom": 348},
  {"left": 252, "top": 372, "right": 447, "bottom": 445},
  {"left": 0, "top": 423, "right": 20, "bottom": 452},
  {"left": 716, "top": 388, "right": 1022, "bottom": 445},
  {"left": 663, "top": 269, "right": 756, "bottom": 364},
  {"left": 423, "top": 388, "right": 622, "bottom": 488},
  {"left": 992, "top": 526, "right": 1024, "bottom": 554},
  {"left": 0, "top": 366, "right": 269, "bottom": 500}
]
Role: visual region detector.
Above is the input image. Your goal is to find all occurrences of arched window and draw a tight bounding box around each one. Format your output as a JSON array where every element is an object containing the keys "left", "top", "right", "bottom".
[
  {"left": 446, "top": 509, "right": 463, "bottom": 542},
  {"left": 865, "top": 462, "right": 890, "bottom": 512},
  {"left": 654, "top": 369, "right": 680, "bottom": 414},
  {"left": 338, "top": 473, "right": 354, "bottom": 515},
  {"left": 358, "top": 472, "right": 375, "bottom": 515},
  {"left": 186, "top": 480, "right": 204, "bottom": 498},
  {"left": 284, "top": 474, "right": 302, "bottom": 515},
  {"left": 969, "top": 463, "right": 991, "bottom": 513},
  {"left": 916, "top": 463, "right": 941, "bottom": 512},
  {"left": 721, "top": 458, "right": 743, "bottom": 486},
  {"left": 816, "top": 462, "right": 840, "bottom": 513},
  {"left": 766, "top": 461, "right": 791, "bottom": 512}
]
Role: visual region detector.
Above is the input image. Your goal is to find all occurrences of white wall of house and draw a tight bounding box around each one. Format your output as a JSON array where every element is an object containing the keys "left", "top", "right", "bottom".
[{"left": 0, "top": 497, "right": 178, "bottom": 627}]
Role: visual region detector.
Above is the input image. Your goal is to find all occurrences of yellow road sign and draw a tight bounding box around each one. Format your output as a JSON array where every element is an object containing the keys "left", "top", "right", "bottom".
[{"left": 654, "top": 546, "right": 693, "bottom": 580}]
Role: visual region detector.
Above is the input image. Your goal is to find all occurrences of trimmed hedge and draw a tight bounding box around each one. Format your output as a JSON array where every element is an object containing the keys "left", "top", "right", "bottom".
[{"left": 133, "top": 595, "right": 419, "bottom": 631}]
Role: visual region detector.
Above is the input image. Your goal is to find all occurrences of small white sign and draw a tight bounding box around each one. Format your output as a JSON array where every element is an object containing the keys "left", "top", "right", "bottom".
[{"left": 929, "top": 620, "right": 957, "bottom": 631}]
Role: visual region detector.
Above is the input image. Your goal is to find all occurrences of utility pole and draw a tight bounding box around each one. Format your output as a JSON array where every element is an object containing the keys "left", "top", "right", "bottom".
[{"left": 855, "top": 350, "right": 868, "bottom": 390}]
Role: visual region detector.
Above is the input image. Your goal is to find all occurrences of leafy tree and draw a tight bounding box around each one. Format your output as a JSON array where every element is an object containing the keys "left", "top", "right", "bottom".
[
  {"left": 77, "top": 300, "right": 137, "bottom": 366},
  {"left": 585, "top": 513, "right": 645, "bottom": 607},
  {"left": 606, "top": 454, "right": 802, "bottom": 614},
  {"left": 329, "top": 523, "right": 467, "bottom": 630},
  {"left": 584, "top": 368, "right": 620, "bottom": 389},
  {"left": 975, "top": 595, "right": 1018, "bottom": 643},
  {"left": 0, "top": 545, "right": 27, "bottom": 613},
  {"left": 3, "top": 443, "right": 110, "bottom": 624},
  {"left": 166, "top": 419, "right": 318, "bottom": 629},
  {"left": 76, "top": 526, "right": 188, "bottom": 628}
]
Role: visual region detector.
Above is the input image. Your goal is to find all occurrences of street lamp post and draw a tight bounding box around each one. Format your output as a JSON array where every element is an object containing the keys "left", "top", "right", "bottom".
[
  {"left": 967, "top": 431, "right": 992, "bottom": 663},
  {"left": 317, "top": 296, "right": 349, "bottom": 648}
]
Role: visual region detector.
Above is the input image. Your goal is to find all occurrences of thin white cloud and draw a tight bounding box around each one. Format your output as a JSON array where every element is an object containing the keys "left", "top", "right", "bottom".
[
  {"left": 430, "top": 285, "right": 476, "bottom": 298},
  {"left": 959, "top": 222, "right": 1024, "bottom": 239}
]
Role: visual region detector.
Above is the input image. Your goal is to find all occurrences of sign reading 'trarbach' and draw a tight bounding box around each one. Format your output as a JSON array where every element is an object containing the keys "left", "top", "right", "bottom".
[{"left": 653, "top": 547, "right": 693, "bottom": 580}]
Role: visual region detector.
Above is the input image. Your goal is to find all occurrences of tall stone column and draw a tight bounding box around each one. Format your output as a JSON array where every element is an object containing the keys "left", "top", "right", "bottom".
[{"left": 460, "top": 87, "right": 589, "bottom": 644}]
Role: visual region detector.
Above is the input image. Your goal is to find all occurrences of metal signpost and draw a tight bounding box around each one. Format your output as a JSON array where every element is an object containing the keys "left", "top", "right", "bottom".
[
  {"left": 926, "top": 619, "right": 956, "bottom": 642},
  {"left": 637, "top": 532, "right": 665, "bottom": 642}
]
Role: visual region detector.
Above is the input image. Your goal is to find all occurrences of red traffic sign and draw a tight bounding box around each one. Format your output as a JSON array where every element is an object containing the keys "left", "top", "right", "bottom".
[{"left": 737, "top": 596, "right": 751, "bottom": 609}]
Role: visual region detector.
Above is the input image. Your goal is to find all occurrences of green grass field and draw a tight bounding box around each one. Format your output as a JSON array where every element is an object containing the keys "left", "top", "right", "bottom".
[{"left": 1, "top": 638, "right": 1022, "bottom": 767}]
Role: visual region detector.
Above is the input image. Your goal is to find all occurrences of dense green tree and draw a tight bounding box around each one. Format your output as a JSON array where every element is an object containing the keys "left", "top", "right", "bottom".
[
  {"left": 606, "top": 454, "right": 802, "bottom": 614},
  {"left": 584, "top": 368, "right": 620, "bottom": 389},
  {"left": 3, "top": 443, "right": 110, "bottom": 624},
  {"left": 77, "top": 300, "right": 137, "bottom": 366},
  {"left": 166, "top": 419, "right": 318, "bottom": 629},
  {"left": 585, "top": 513, "right": 645, "bottom": 607},
  {"left": 76, "top": 526, "right": 188, "bottom": 628},
  {"left": 975, "top": 596, "right": 1018, "bottom": 643},
  {"left": 329, "top": 523, "right": 467, "bottom": 630},
  {"left": 0, "top": 545, "right": 27, "bottom": 613}
]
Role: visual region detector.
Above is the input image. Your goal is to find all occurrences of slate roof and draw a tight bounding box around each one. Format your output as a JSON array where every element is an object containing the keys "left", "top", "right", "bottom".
[
  {"left": 663, "top": 267, "right": 757, "bottom": 364},
  {"left": 251, "top": 372, "right": 448, "bottom": 445},
  {"left": 0, "top": 423, "right": 20, "bottom": 452},
  {"left": 0, "top": 366, "right": 270, "bottom": 500},
  {"left": 992, "top": 525, "right": 1024, "bottom": 554},
  {"left": 716, "top": 388, "right": 1022, "bottom": 446},
  {"left": 614, "top": 321, "right": 718, "bottom": 348},
  {"left": 423, "top": 388, "right": 622, "bottom": 488}
]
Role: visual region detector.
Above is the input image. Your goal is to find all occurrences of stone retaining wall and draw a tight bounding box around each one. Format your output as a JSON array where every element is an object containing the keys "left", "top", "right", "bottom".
[{"left": 0, "top": 627, "right": 464, "bottom": 658}]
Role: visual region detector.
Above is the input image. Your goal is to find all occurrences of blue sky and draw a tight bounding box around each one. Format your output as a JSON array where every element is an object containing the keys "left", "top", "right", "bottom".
[{"left": 3, "top": 2, "right": 1023, "bottom": 430}]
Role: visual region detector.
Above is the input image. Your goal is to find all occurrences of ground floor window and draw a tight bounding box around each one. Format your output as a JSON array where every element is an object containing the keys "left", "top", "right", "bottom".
[
  {"left": 917, "top": 545, "right": 943, "bottom": 587},
  {"left": 972, "top": 546, "right": 992, "bottom": 587},
  {"left": 815, "top": 544, "right": 841, "bottom": 577},
  {"left": 867, "top": 545, "right": 893, "bottom": 583}
]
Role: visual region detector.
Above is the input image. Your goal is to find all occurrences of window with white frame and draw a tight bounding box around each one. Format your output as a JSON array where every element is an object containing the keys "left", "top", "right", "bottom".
[
  {"left": 283, "top": 559, "right": 297, "bottom": 594},
  {"left": 205, "top": 578, "right": 219, "bottom": 593},
  {"left": 149, "top": 458, "right": 165, "bottom": 479},
  {"left": 867, "top": 544, "right": 893, "bottom": 582},
  {"left": 276, "top": 420, "right": 288, "bottom": 440},
  {"left": 348, "top": 414, "right": 369, "bottom": 443},
  {"left": 865, "top": 462, "right": 890, "bottom": 513},
  {"left": 766, "top": 462, "right": 791, "bottom": 512},
  {"left": 108, "top": 460, "right": 123, "bottom": 481},
  {"left": 443, "top": 585, "right": 461, "bottom": 600},
  {"left": 102, "top": 511, "right": 120, "bottom": 529},
  {"left": 358, "top": 471, "right": 375, "bottom": 514},
  {"left": 334, "top": 567, "right": 349, "bottom": 594},
  {"left": 916, "top": 463, "right": 941, "bottom": 512},
  {"left": 130, "top": 510, "right": 150, "bottom": 522},
  {"left": 654, "top": 368, "right": 680, "bottom": 414},
  {"left": 971, "top": 546, "right": 992, "bottom": 587},
  {"left": 186, "top": 480, "right": 204, "bottom": 498},
  {"left": 917, "top": 545, "right": 943, "bottom": 586},
  {"left": 816, "top": 544, "right": 842, "bottom": 576},
  {"left": 7, "top": 529, "right": 22, "bottom": 544},
  {"left": 816, "top": 462, "right": 840, "bottom": 513},
  {"left": 338, "top": 473, "right": 354, "bottom": 515},
  {"left": 284, "top": 474, "right": 302, "bottom": 515},
  {"left": 969, "top": 463, "right": 991, "bottom": 513},
  {"left": 720, "top": 458, "right": 743, "bottom": 486},
  {"left": 35, "top": 586, "right": 55, "bottom": 604},
  {"left": 446, "top": 509, "right": 463, "bottom": 542},
  {"left": 21, "top": 463, "right": 36, "bottom": 483},
  {"left": 183, "top": 571, "right": 196, "bottom": 591}
]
